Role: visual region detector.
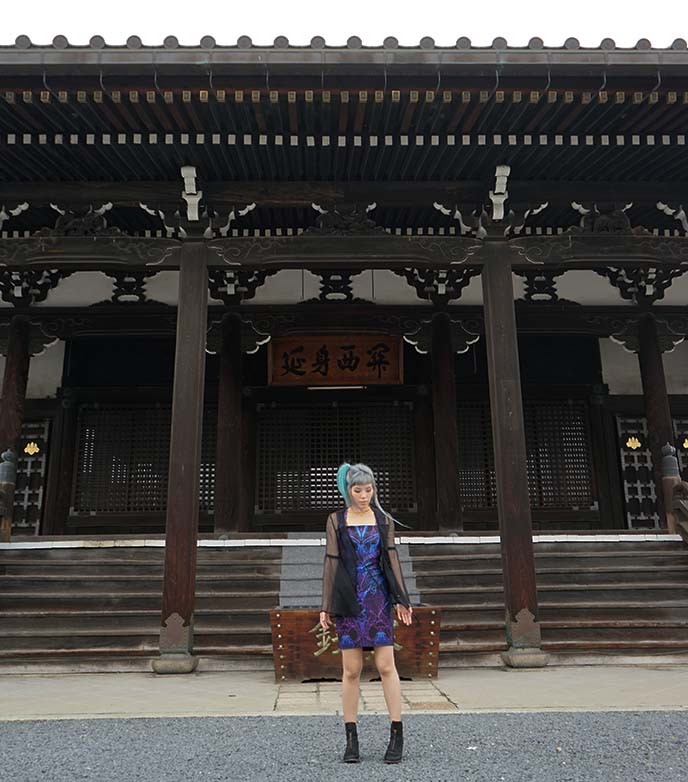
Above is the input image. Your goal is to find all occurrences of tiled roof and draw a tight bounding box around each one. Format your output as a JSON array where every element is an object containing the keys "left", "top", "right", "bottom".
[{"left": 3, "top": 34, "right": 688, "bottom": 51}]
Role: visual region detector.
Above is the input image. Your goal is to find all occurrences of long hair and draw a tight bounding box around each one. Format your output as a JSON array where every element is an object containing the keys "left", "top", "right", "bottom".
[{"left": 336, "top": 462, "right": 411, "bottom": 529}]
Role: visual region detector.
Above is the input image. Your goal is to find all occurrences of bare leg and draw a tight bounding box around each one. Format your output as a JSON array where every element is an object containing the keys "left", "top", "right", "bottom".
[
  {"left": 374, "top": 645, "right": 402, "bottom": 721},
  {"left": 341, "top": 648, "right": 363, "bottom": 722}
]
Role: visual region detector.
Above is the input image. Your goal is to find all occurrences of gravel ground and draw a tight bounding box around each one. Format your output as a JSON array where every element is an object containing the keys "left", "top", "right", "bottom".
[{"left": 3, "top": 712, "right": 687, "bottom": 782}]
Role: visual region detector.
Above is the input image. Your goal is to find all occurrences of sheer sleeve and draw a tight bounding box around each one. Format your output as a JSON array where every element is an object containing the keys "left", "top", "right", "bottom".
[
  {"left": 320, "top": 513, "right": 339, "bottom": 613},
  {"left": 384, "top": 516, "right": 412, "bottom": 607}
]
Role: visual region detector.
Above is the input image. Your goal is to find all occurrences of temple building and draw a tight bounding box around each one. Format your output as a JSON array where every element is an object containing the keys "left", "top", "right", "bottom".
[{"left": 1, "top": 34, "right": 687, "bottom": 672}]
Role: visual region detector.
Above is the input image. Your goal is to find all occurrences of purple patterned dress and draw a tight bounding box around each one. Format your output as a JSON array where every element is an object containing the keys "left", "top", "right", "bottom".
[{"left": 336, "top": 522, "right": 394, "bottom": 651}]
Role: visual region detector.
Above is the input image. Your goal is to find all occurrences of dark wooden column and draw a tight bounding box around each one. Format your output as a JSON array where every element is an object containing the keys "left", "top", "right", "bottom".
[
  {"left": 42, "top": 388, "right": 79, "bottom": 535},
  {"left": 0, "top": 316, "right": 31, "bottom": 453},
  {"left": 431, "top": 312, "right": 463, "bottom": 530},
  {"left": 637, "top": 313, "right": 675, "bottom": 526},
  {"left": 0, "top": 316, "right": 31, "bottom": 540},
  {"left": 242, "top": 395, "right": 257, "bottom": 530},
  {"left": 481, "top": 246, "right": 546, "bottom": 667},
  {"left": 215, "top": 313, "right": 244, "bottom": 533},
  {"left": 153, "top": 242, "right": 209, "bottom": 674},
  {"left": 414, "top": 386, "right": 437, "bottom": 531},
  {"left": 588, "top": 384, "right": 626, "bottom": 529}
]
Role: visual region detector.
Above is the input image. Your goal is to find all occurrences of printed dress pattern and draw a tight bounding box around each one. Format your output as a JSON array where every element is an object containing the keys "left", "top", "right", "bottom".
[{"left": 336, "top": 524, "right": 394, "bottom": 650}]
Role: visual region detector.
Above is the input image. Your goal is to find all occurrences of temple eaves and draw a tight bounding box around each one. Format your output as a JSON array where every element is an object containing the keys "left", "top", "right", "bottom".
[{"left": 2, "top": 34, "right": 688, "bottom": 76}]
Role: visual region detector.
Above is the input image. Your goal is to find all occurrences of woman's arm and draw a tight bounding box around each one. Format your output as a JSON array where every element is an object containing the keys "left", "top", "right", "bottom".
[
  {"left": 320, "top": 513, "right": 339, "bottom": 629},
  {"left": 384, "top": 516, "right": 413, "bottom": 624}
]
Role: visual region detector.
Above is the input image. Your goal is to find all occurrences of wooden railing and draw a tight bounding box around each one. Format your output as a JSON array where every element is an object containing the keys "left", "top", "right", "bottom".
[{"left": 661, "top": 443, "right": 688, "bottom": 544}]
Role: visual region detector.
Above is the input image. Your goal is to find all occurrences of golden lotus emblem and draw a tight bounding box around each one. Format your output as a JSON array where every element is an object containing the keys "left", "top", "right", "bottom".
[
  {"left": 23, "top": 441, "right": 40, "bottom": 456},
  {"left": 626, "top": 436, "right": 642, "bottom": 450}
]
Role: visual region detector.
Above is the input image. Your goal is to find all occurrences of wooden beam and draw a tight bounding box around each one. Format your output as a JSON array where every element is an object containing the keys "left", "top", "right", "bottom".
[
  {"left": 481, "top": 243, "right": 546, "bottom": 667},
  {"left": 2, "top": 73, "right": 684, "bottom": 97},
  {"left": 509, "top": 233, "right": 688, "bottom": 269},
  {"left": 0, "top": 236, "right": 181, "bottom": 270},
  {"left": 153, "top": 241, "right": 209, "bottom": 674},
  {"left": 637, "top": 313, "right": 675, "bottom": 527},
  {"left": 214, "top": 314, "right": 245, "bottom": 533},
  {"left": 431, "top": 312, "right": 463, "bottom": 531},
  {"left": 2, "top": 179, "right": 687, "bottom": 210},
  {"left": 1, "top": 303, "right": 686, "bottom": 340},
  {"left": 1, "top": 230, "right": 686, "bottom": 271}
]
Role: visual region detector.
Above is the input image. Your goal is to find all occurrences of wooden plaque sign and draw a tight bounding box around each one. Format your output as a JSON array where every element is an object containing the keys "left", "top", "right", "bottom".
[
  {"left": 268, "top": 335, "right": 403, "bottom": 386},
  {"left": 269, "top": 606, "right": 440, "bottom": 682}
]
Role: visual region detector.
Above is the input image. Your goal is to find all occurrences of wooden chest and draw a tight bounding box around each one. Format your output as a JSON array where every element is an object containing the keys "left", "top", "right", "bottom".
[{"left": 269, "top": 606, "right": 440, "bottom": 682}]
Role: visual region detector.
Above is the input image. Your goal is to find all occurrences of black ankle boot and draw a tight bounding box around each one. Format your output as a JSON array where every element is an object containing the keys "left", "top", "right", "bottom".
[
  {"left": 342, "top": 722, "right": 360, "bottom": 763},
  {"left": 383, "top": 720, "right": 403, "bottom": 764}
]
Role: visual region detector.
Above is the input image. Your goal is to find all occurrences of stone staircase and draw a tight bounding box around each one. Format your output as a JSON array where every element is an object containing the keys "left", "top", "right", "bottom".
[
  {"left": 410, "top": 538, "right": 688, "bottom": 666},
  {"left": 0, "top": 545, "right": 280, "bottom": 672},
  {"left": 2, "top": 536, "right": 687, "bottom": 672}
]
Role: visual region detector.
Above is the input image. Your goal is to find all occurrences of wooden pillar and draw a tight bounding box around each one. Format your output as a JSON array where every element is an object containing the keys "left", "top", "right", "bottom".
[
  {"left": 215, "top": 313, "right": 244, "bottom": 533},
  {"left": 0, "top": 316, "right": 31, "bottom": 540},
  {"left": 0, "top": 316, "right": 31, "bottom": 453},
  {"left": 588, "top": 384, "right": 626, "bottom": 529},
  {"left": 414, "top": 386, "right": 437, "bottom": 531},
  {"left": 431, "top": 312, "right": 463, "bottom": 530},
  {"left": 242, "top": 396, "right": 256, "bottom": 530},
  {"left": 153, "top": 242, "right": 209, "bottom": 674},
  {"left": 637, "top": 313, "right": 675, "bottom": 526},
  {"left": 481, "top": 247, "right": 546, "bottom": 667},
  {"left": 42, "top": 388, "right": 79, "bottom": 535}
]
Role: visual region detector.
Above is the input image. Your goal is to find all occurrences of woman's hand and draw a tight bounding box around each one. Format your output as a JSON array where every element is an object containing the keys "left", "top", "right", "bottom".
[
  {"left": 319, "top": 611, "right": 332, "bottom": 630},
  {"left": 395, "top": 604, "right": 413, "bottom": 626}
]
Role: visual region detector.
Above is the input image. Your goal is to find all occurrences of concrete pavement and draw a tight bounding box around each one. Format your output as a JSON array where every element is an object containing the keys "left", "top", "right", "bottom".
[{"left": 2, "top": 665, "right": 688, "bottom": 721}]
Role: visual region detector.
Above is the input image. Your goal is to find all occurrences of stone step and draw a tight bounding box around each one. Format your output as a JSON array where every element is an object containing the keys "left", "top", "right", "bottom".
[
  {"left": 0, "top": 644, "right": 274, "bottom": 660},
  {"left": 0, "top": 562, "right": 282, "bottom": 577},
  {"left": 0, "top": 547, "right": 281, "bottom": 561},
  {"left": 435, "top": 638, "right": 688, "bottom": 656},
  {"left": 409, "top": 541, "right": 682, "bottom": 557},
  {"left": 415, "top": 567, "right": 688, "bottom": 588},
  {"left": 0, "top": 611, "right": 273, "bottom": 632},
  {"left": 0, "top": 627, "right": 273, "bottom": 653},
  {"left": 419, "top": 583, "right": 688, "bottom": 605},
  {"left": 437, "top": 623, "right": 688, "bottom": 647},
  {"left": 0, "top": 575, "right": 281, "bottom": 593},
  {"left": 540, "top": 638, "right": 688, "bottom": 652},
  {"left": 0, "top": 593, "right": 280, "bottom": 611},
  {"left": 437, "top": 603, "right": 688, "bottom": 624},
  {"left": 411, "top": 553, "right": 688, "bottom": 571}
]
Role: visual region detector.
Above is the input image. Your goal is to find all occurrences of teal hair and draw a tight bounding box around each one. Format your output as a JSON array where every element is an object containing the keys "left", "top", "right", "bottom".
[
  {"left": 336, "top": 462, "right": 352, "bottom": 505},
  {"left": 335, "top": 461, "right": 411, "bottom": 528}
]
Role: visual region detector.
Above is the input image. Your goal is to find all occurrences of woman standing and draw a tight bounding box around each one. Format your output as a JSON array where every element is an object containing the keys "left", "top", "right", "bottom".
[{"left": 320, "top": 462, "right": 413, "bottom": 764}]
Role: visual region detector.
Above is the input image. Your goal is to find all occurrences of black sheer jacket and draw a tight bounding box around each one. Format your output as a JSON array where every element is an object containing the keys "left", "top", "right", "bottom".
[{"left": 320, "top": 506, "right": 412, "bottom": 617}]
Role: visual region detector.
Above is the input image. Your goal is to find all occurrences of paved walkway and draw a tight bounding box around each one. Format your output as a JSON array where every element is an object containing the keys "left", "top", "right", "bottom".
[{"left": 2, "top": 665, "right": 688, "bottom": 721}]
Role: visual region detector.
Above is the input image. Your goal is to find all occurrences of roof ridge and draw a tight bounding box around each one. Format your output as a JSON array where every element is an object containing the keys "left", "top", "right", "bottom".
[{"left": 3, "top": 34, "right": 687, "bottom": 53}]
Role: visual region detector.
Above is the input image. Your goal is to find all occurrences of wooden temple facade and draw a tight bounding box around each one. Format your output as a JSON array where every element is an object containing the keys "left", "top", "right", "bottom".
[{"left": 1, "top": 35, "right": 688, "bottom": 668}]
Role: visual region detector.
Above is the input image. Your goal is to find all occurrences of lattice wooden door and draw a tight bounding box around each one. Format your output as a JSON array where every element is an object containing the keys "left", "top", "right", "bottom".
[
  {"left": 616, "top": 414, "right": 688, "bottom": 529},
  {"left": 72, "top": 403, "right": 217, "bottom": 515},
  {"left": 11, "top": 419, "right": 50, "bottom": 536},
  {"left": 458, "top": 399, "right": 597, "bottom": 512},
  {"left": 255, "top": 401, "right": 417, "bottom": 514}
]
